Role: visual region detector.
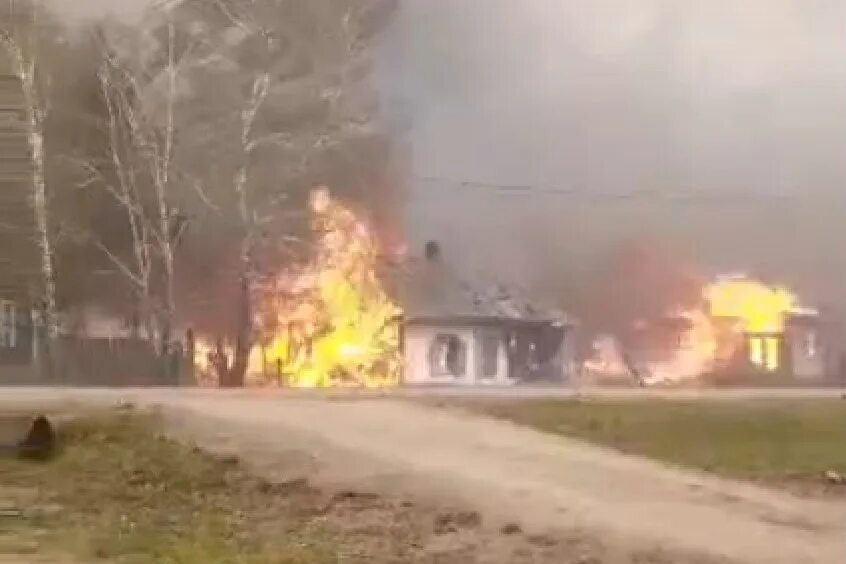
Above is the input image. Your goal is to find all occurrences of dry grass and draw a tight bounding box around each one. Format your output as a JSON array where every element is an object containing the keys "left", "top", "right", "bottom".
[
  {"left": 0, "top": 408, "right": 742, "bottom": 563},
  {"left": 0, "top": 411, "right": 345, "bottom": 563},
  {"left": 0, "top": 411, "right": 574, "bottom": 563},
  {"left": 454, "top": 398, "right": 846, "bottom": 492}
]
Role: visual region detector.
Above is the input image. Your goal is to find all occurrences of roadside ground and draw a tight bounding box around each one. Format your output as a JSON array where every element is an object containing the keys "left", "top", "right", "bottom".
[
  {"left": 440, "top": 397, "right": 846, "bottom": 495},
  {"left": 0, "top": 408, "right": 670, "bottom": 564}
]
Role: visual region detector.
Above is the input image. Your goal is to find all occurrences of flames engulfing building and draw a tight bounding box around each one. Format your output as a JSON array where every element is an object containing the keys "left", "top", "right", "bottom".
[
  {"left": 704, "top": 276, "right": 837, "bottom": 381},
  {"left": 583, "top": 275, "right": 841, "bottom": 385},
  {"left": 193, "top": 192, "right": 575, "bottom": 389},
  {"left": 730, "top": 309, "right": 835, "bottom": 381},
  {"left": 395, "top": 242, "right": 576, "bottom": 386}
]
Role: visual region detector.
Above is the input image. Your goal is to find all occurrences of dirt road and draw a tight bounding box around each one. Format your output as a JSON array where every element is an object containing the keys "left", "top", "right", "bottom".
[{"left": 2, "top": 388, "right": 845, "bottom": 563}]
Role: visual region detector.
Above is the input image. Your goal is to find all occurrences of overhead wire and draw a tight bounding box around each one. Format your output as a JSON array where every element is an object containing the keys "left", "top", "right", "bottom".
[{"left": 411, "top": 174, "right": 810, "bottom": 206}]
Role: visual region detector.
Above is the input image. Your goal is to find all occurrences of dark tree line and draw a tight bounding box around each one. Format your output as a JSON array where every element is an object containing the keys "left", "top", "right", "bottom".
[{"left": 2, "top": 0, "right": 400, "bottom": 384}]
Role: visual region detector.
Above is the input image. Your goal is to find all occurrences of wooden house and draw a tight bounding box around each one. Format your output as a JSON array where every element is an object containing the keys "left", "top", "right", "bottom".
[{"left": 0, "top": 47, "right": 39, "bottom": 371}]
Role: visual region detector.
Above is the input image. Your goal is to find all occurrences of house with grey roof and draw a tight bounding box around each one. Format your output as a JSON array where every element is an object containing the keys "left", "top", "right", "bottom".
[{"left": 393, "top": 242, "right": 576, "bottom": 386}]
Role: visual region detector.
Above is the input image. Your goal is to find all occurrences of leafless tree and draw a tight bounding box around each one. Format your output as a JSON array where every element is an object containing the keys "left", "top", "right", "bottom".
[
  {"left": 66, "top": 58, "right": 159, "bottom": 341},
  {"left": 173, "top": 0, "right": 397, "bottom": 385},
  {"left": 74, "top": 0, "right": 396, "bottom": 384},
  {"left": 89, "top": 8, "right": 190, "bottom": 351}
]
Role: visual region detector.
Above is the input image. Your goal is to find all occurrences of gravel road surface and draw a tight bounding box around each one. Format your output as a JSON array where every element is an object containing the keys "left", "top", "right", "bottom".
[{"left": 1, "top": 387, "right": 844, "bottom": 563}]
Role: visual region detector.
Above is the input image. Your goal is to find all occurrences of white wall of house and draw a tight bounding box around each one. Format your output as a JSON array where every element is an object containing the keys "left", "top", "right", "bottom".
[
  {"left": 403, "top": 323, "right": 511, "bottom": 385},
  {"left": 788, "top": 327, "right": 826, "bottom": 380}
]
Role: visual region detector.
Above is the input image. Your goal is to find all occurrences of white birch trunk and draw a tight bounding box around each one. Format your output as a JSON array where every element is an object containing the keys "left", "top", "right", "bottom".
[
  {"left": 227, "top": 71, "right": 270, "bottom": 386},
  {"left": 26, "top": 96, "right": 56, "bottom": 339},
  {"left": 98, "top": 64, "right": 157, "bottom": 341},
  {"left": 154, "top": 17, "right": 178, "bottom": 351}
]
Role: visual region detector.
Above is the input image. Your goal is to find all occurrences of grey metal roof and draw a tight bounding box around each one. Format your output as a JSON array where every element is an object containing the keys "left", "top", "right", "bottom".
[{"left": 389, "top": 255, "right": 574, "bottom": 326}]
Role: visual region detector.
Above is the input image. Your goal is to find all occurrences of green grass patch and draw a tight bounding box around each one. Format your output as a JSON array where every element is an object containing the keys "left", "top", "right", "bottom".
[
  {"left": 0, "top": 412, "right": 338, "bottom": 563},
  {"left": 461, "top": 399, "right": 846, "bottom": 483}
]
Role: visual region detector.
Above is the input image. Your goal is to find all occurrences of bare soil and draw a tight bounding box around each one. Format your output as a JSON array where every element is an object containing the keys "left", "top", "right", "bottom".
[{"left": 153, "top": 395, "right": 846, "bottom": 564}]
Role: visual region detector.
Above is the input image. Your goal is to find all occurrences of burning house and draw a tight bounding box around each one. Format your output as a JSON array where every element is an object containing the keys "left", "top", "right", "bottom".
[
  {"left": 395, "top": 242, "right": 576, "bottom": 386},
  {"left": 704, "top": 276, "right": 837, "bottom": 380},
  {"left": 722, "top": 307, "right": 834, "bottom": 381},
  {"left": 583, "top": 273, "right": 839, "bottom": 385},
  {"left": 194, "top": 190, "right": 575, "bottom": 389}
]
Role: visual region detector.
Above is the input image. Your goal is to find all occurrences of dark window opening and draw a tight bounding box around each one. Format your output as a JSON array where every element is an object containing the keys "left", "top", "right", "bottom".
[
  {"left": 429, "top": 334, "right": 466, "bottom": 377},
  {"left": 481, "top": 332, "right": 499, "bottom": 378}
]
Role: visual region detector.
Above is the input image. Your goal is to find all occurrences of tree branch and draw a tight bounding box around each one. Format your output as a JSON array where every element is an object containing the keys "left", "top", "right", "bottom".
[{"left": 92, "top": 238, "right": 145, "bottom": 289}]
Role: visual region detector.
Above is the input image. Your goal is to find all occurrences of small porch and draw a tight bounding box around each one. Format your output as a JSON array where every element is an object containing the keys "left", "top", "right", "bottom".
[{"left": 401, "top": 316, "right": 573, "bottom": 386}]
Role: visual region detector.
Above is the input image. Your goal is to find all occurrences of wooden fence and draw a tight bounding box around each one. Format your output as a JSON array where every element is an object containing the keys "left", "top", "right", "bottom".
[{"left": 51, "top": 337, "right": 189, "bottom": 386}]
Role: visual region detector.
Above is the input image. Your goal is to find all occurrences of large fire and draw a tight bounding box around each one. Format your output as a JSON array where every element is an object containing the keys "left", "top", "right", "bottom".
[
  {"left": 583, "top": 274, "right": 809, "bottom": 385},
  {"left": 642, "top": 308, "right": 718, "bottom": 385},
  {"left": 704, "top": 275, "right": 803, "bottom": 372},
  {"left": 705, "top": 276, "right": 799, "bottom": 334},
  {"left": 259, "top": 188, "right": 402, "bottom": 387},
  {"left": 195, "top": 187, "right": 403, "bottom": 388}
]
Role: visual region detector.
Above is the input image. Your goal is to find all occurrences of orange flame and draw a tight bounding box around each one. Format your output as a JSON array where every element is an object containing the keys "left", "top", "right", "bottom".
[
  {"left": 582, "top": 274, "right": 808, "bottom": 384},
  {"left": 705, "top": 276, "right": 799, "bottom": 334},
  {"left": 705, "top": 276, "right": 803, "bottom": 371},
  {"left": 257, "top": 187, "right": 402, "bottom": 388}
]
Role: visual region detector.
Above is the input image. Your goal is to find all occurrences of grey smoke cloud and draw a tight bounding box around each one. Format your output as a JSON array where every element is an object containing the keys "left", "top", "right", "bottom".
[
  {"left": 378, "top": 0, "right": 846, "bottom": 310},
  {"left": 32, "top": 0, "right": 846, "bottom": 313},
  {"left": 43, "top": 0, "right": 150, "bottom": 24}
]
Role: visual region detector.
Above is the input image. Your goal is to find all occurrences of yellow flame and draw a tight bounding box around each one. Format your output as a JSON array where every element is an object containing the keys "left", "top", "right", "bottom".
[
  {"left": 584, "top": 275, "right": 806, "bottom": 384},
  {"left": 258, "top": 187, "right": 402, "bottom": 388},
  {"left": 764, "top": 337, "right": 779, "bottom": 371},
  {"left": 749, "top": 337, "right": 764, "bottom": 367},
  {"left": 705, "top": 276, "right": 801, "bottom": 372},
  {"left": 705, "top": 277, "right": 798, "bottom": 334}
]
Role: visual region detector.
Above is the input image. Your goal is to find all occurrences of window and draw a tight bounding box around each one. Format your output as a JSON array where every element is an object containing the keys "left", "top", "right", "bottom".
[
  {"left": 805, "top": 332, "right": 817, "bottom": 359},
  {"left": 481, "top": 331, "right": 500, "bottom": 378},
  {"left": 0, "top": 300, "right": 16, "bottom": 348},
  {"left": 429, "top": 334, "right": 467, "bottom": 377}
]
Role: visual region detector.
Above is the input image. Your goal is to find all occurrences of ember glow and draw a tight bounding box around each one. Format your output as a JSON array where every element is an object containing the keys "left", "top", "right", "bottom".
[
  {"left": 705, "top": 276, "right": 803, "bottom": 372},
  {"left": 705, "top": 276, "right": 799, "bottom": 334},
  {"left": 582, "top": 334, "right": 629, "bottom": 378},
  {"left": 257, "top": 187, "right": 402, "bottom": 388},
  {"left": 191, "top": 188, "right": 402, "bottom": 388},
  {"left": 642, "top": 309, "right": 717, "bottom": 385},
  {"left": 583, "top": 274, "right": 810, "bottom": 384}
]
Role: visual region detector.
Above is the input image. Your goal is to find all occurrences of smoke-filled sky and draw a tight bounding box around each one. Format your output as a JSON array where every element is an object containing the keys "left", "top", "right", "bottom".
[
  {"left": 43, "top": 0, "right": 149, "bottom": 24},
  {"left": 378, "top": 0, "right": 846, "bottom": 310},
  {"left": 38, "top": 0, "right": 846, "bottom": 311}
]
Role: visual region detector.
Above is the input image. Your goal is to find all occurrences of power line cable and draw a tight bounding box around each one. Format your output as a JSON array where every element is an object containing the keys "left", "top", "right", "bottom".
[{"left": 411, "top": 174, "right": 812, "bottom": 205}]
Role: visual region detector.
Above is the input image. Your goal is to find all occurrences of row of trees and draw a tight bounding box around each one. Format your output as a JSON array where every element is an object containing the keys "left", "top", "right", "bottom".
[{"left": 0, "top": 0, "right": 399, "bottom": 384}]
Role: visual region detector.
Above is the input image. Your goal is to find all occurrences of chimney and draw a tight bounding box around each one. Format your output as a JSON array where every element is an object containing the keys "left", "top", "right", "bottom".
[{"left": 424, "top": 241, "right": 441, "bottom": 262}]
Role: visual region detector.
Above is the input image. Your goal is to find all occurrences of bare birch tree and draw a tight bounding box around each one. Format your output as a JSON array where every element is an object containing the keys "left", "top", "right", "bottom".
[
  {"left": 169, "top": 0, "right": 397, "bottom": 386},
  {"left": 0, "top": 0, "right": 57, "bottom": 338},
  {"left": 73, "top": 0, "right": 396, "bottom": 384},
  {"left": 90, "top": 10, "right": 190, "bottom": 351},
  {"left": 66, "top": 52, "right": 159, "bottom": 341}
]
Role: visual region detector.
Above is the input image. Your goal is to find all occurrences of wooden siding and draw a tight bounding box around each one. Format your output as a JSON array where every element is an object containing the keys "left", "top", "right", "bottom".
[{"left": 0, "top": 66, "right": 38, "bottom": 303}]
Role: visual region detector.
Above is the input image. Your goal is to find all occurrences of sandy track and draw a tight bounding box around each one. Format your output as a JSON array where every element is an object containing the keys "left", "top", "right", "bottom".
[{"left": 2, "top": 388, "right": 845, "bottom": 563}]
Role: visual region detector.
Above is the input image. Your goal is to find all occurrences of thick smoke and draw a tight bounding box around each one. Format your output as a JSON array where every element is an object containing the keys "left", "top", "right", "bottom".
[
  {"left": 42, "top": 0, "right": 150, "bottom": 25},
  {"left": 378, "top": 1, "right": 846, "bottom": 316}
]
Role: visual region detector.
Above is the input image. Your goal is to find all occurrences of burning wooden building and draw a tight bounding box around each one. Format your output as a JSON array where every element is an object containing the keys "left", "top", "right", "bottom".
[
  {"left": 723, "top": 308, "right": 835, "bottom": 381},
  {"left": 582, "top": 275, "right": 841, "bottom": 385},
  {"left": 196, "top": 193, "right": 576, "bottom": 389}
]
